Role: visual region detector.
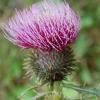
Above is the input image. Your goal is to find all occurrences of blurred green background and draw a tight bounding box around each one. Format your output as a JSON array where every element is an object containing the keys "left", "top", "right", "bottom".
[{"left": 0, "top": 0, "right": 100, "bottom": 100}]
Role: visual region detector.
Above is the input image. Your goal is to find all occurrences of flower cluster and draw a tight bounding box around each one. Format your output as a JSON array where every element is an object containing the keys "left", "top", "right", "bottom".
[{"left": 2, "top": 1, "right": 80, "bottom": 52}]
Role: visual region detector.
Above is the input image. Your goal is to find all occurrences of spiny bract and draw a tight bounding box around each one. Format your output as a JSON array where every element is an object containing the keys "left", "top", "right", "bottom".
[{"left": 24, "top": 46, "right": 76, "bottom": 86}]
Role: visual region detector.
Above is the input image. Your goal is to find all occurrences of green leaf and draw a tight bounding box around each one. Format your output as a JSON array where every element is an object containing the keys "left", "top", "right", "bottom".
[{"left": 63, "top": 83, "right": 100, "bottom": 97}]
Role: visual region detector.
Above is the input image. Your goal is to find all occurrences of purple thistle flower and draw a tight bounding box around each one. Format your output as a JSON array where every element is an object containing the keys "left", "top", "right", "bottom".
[{"left": 2, "top": 0, "right": 80, "bottom": 52}]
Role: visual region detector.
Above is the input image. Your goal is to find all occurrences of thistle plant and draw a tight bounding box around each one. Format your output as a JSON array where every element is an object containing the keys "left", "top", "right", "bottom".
[{"left": 1, "top": 0, "right": 82, "bottom": 99}]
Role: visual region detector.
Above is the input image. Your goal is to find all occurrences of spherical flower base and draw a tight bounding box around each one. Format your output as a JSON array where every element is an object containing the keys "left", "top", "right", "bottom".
[{"left": 24, "top": 46, "right": 76, "bottom": 86}]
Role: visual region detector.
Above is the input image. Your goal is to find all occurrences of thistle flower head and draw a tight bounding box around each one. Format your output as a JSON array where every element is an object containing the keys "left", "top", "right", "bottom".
[
  {"left": 2, "top": 0, "right": 80, "bottom": 52},
  {"left": 1, "top": 1, "right": 80, "bottom": 86}
]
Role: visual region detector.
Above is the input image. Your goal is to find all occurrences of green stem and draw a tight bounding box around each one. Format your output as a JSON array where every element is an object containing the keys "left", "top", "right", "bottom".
[{"left": 31, "top": 91, "right": 52, "bottom": 100}]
